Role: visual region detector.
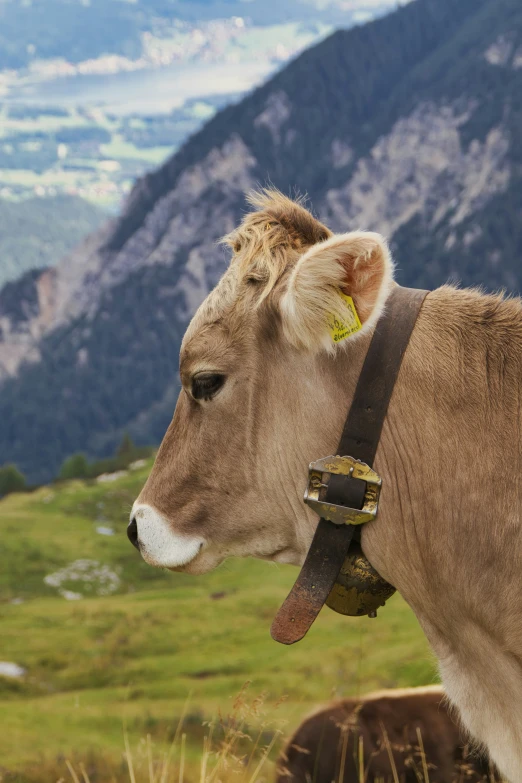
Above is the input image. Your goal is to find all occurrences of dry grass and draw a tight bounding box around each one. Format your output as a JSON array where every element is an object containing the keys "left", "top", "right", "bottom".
[
  {"left": 48, "top": 686, "right": 503, "bottom": 783},
  {"left": 0, "top": 683, "right": 503, "bottom": 783},
  {"left": 54, "top": 685, "right": 284, "bottom": 783}
]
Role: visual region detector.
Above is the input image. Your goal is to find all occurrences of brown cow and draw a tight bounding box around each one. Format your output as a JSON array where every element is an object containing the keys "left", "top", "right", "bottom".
[
  {"left": 130, "top": 190, "right": 522, "bottom": 780},
  {"left": 277, "top": 687, "right": 496, "bottom": 783}
]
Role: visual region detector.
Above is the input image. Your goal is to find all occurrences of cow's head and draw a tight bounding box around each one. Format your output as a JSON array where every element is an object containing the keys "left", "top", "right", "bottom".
[{"left": 130, "top": 190, "right": 393, "bottom": 574}]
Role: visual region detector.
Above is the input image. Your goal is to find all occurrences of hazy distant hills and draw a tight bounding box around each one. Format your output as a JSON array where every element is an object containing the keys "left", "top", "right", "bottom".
[
  {"left": 0, "top": 196, "right": 104, "bottom": 288},
  {"left": 1, "top": 0, "right": 521, "bottom": 482}
]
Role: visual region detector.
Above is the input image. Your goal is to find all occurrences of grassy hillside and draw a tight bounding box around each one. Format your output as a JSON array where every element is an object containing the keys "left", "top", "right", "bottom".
[{"left": 0, "top": 462, "right": 436, "bottom": 780}]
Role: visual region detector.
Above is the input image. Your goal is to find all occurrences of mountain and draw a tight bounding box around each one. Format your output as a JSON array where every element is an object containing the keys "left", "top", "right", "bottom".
[
  {"left": 0, "top": 196, "right": 104, "bottom": 287},
  {"left": 1, "top": 0, "right": 522, "bottom": 483}
]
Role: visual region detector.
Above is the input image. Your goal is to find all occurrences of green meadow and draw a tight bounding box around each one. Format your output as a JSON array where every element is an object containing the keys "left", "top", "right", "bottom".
[{"left": 0, "top": 462, "right": 436, "bottom": 780}]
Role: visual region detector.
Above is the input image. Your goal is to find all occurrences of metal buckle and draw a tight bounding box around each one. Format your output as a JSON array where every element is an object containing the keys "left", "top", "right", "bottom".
[{"left": 304, "top": 455, "right": 381, "bottom": 526}]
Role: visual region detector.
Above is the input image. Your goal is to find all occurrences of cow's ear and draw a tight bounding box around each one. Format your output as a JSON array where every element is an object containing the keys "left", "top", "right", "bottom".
[{"left": 280, "top": 231, "right": 394, "bottom": 351}]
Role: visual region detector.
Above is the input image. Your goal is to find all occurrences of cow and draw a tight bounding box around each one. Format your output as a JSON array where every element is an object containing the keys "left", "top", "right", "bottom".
[
  {"left": 129, "top": 189, "right": 522, "bottom": 781},
  {"left": 276, "top": 686, "right": 496, "bottom": 783}
]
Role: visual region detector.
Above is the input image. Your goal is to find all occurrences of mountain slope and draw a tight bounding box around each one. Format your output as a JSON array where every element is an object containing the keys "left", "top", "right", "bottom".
[
  {"left": 1, "top": 0, "right": 522, "bottom": 482},
  {"left": 0, "top": 196, "right": 105, "bottom": 287}
]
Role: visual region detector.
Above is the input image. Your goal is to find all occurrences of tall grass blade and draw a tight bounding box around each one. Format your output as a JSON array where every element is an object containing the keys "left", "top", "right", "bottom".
[
  {"left": 245, "top": 727, "right": 263, "bottom": 775},
  {"left": 358, "top": 735, "right": 365, "bottom": 783},
  {"left": 246, "top": 730, "right": 281, "bottom": 783},
  {"left": 179, "top": 733, "right": 187, "bottom": 783},
  {"left": 200, "top": 721, "right": 215, "bottom": 783},
  {"left": 147, "top": 733, "right": 155, "bottom": 783},
  {"left": 79, "top": 762, "right": 91, "bottom": 783},
  {"left": 379, "top": 723, "right": 399, "bottom": 783},
  {"left": 159, "top": 692, "right": 191, "bottom": 783},
  {"left": 338, "top": 729, "right": 349, "bottom": 783},
  {"left": 124, "top": 729, "right": 137, "bottom": 783},
  {"left": 65, "top": 760, "right": 82, "bottom": 783},
  {"left": 416, "top": 727, "right": 430, "bottom": 783}
]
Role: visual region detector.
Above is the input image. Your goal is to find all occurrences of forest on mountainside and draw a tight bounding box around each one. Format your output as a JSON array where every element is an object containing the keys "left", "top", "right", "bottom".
[{"left": 0, "top": 196, "right": 104, "bottom": 287}]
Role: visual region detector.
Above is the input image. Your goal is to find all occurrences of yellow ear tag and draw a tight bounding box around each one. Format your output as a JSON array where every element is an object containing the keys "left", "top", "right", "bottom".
[{"left": 327, "top": 292, "right": 362, "bottom": 343}]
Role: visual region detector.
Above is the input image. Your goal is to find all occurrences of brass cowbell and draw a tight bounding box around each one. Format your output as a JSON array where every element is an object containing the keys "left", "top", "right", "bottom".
[{"left": 326, "top": 540, "right": 396, "bottom": 617}]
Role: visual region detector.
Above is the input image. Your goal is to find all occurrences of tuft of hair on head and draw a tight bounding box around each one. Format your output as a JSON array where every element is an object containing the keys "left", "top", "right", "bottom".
[
  {"left": 221, "top": 188, "right": 332, "bottom": 303},
  {"left": 280, "top": 230, "right": 395, "bottom": 353}
]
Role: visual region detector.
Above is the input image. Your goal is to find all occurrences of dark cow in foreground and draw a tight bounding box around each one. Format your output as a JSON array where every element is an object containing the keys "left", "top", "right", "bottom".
[{"left": 276, "top": 686, "right": 496, "bottom": 783}]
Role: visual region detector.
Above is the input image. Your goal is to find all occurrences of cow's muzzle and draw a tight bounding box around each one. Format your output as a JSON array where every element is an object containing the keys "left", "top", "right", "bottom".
[{"left": 127, "top": 503, "right": 205, "bottom": 569}]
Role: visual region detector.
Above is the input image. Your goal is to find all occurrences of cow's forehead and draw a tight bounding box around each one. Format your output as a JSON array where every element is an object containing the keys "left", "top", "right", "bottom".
[
  {"left": 180, "top": 187, "right": 331, "bottom": 369},
  {"left": 183, "top": 271, "right": 236, "bottom": 342},
  {"left": 180, "top": 328, "right": 236, "bottom": 377},
  {"left": 180, "top": 274, "right": 242, "bottom": 372}
]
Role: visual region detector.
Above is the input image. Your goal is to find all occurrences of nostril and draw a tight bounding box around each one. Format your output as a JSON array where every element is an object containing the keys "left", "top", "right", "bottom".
[{"left": 127, "top": 517, "right": 140, "bottom": 550}]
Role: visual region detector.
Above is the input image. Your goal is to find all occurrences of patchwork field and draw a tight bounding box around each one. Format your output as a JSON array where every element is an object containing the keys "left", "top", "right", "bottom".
[
  {"left": 0, "top": 461, "right": 436, "bottom": 781},
  {"left": 0, "top": 102, "right": 216, "bottom": 208},
  {"left": 0, "top": 100, "right": 227, "bottom": 284}
]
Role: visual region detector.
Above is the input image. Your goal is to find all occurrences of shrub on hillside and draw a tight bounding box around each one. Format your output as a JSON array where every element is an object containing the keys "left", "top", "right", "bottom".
[
  {"left": 56, "top": 435, "right": 154, "bottom": 482},
  {"left": 59, "top": 453, "right": 89, "bottom": 480},
  {"left": 88, "top": 447, "right": 154, "bottom": 478},
  {"left": 0, "top": 464, "right": 27, "bottom": 497},
  {"left": 116, "top": 432, "right": 135, "bottom": 460}
]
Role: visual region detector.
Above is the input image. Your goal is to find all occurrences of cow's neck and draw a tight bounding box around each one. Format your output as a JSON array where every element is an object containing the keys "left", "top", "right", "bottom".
[
  {"left": 351, "top": 284, "right": 522, "bottom": 782},
  {"left": 358, "top": 285, "right": 522, "bottom": 655},
  {"left": 288, "top": 282, "right": 522, "bottom": 650}
]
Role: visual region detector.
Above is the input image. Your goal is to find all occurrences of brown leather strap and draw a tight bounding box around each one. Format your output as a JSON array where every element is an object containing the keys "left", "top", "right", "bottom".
[{"left": 271, "top": 286, "right": 428, "bottom": 644}]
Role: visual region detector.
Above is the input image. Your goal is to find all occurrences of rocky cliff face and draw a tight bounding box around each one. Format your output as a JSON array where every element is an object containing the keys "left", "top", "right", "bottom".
[{"left": 1, "top": 0, "right": 521, "bottom": 482}]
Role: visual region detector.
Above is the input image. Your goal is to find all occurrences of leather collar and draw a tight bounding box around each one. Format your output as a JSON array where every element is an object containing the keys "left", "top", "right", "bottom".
[{"left": 271, "top": 286, "right": 428, "bottom": 644}]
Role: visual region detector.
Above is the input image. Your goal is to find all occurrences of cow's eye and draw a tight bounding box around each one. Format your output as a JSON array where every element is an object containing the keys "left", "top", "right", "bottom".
[{"left": 191, "top": 373, "right": 225, "bottom": 401}]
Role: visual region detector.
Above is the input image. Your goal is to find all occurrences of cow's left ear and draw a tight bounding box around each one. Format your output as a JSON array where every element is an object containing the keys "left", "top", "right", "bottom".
[{"left": 280, "top": 231, "right": 394, "bottom": 351}]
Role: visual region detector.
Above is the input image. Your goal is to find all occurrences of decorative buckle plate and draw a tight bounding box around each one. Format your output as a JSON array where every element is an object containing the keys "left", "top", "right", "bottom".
[{"left": 304, "top": 455, "right": 381, "bottom": 526}]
